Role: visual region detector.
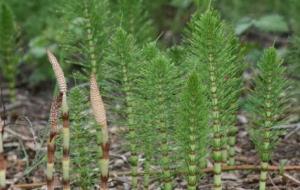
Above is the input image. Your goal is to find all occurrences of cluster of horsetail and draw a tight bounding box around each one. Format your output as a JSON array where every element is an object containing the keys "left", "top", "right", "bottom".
[{"left": 0, "top": 0, "right": 299, "bottom": 189}]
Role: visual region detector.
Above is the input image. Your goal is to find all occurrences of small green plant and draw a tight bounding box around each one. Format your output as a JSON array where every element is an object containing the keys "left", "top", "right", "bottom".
[
  {"left": 105, "top": 28, "right": 142, "bottom": 189},
  {"left": 137, "top": 42, "right": 180, "bottom": 189},
  {"left": 247, "top": 48, "right": 288, "bottom": 190},
  {"left": 69, "top": 86, "right": 99, "bottom": 189},
  {"left": 177, "top": 72, "right": 209, "bottom": 190},
  {"left": 0, "top": 1, "right": 18, "bottom": 100}
]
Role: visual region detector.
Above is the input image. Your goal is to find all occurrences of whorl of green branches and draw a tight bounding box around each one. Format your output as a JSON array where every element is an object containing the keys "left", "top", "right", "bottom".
[
  {"left": 247, "top": 48, "right": 288, "bottom": 190},
  {"left": 137, "top": 42, "right": 180, "bottom": 190},
  {"left": 69, "top": 86, "right": 99, "bottom": 189},
  {"left": 0, "top": 1, "right": 18, "bottom": 100},
  {"left": 177, "top": 72, "right": 209, "bottom": 190},
  {"left": 60, "top": 0, "right": 111, "bottom": 79},
  {"left": 186, "top": 9, "right": 243, "bottom": 190},
  {"left": 114, "top": 0, "right": 154, "bottom": 43},
  {"left": 105, "top": 28, "right": 141, "bottom": 189}
]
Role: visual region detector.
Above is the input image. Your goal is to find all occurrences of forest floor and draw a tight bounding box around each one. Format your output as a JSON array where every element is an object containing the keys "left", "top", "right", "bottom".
[{"left": 0, "top": 82, "right": 300, "bottom": 190}]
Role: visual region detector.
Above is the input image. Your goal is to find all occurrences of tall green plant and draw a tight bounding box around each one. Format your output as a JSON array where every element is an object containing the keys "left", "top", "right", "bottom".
[
  {"left": 221, "top": 33, "right": 244, "bottom": 166},
  {"left": 69, "top": 86, "right": 99, "bottom": 189},
  {"left": 247, "top": 48, "right": 288, "bottom": 190},
  {"left": 137, "top": 43, "right": 179, "bottom": 190},
  {"left": 0, "top": 1, "right": 18, "bottom": 100},
  {"left": 105, "top": 28, "right": 142, "bottom": 189},
  {"left": 177, "top": 72, "right": 209, "bottom": 190},
  {"left": 186, "top": 9, "right": 242, "bottom": 190}
]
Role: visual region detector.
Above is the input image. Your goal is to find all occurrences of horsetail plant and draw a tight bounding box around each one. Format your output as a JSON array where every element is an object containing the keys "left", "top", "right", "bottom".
[
  {"left": 247, "top": 48, "right": 289, "bottom": 190},
  {"left": 138, "top": 43, "right": 179, "bottom": 190},
  {"left": 105, "top": 28, "right": 141, "bottom": 189},
  {"left": 47, "top": 50, "right": 70, "bottom": 190},
  {"left": 177, "top": 72, "right": 209, "bottom": 190},
  {"left": 0, "top": 1, "right": 18, "bottom": 100},
  {"left": 90, "top": 73, "right": 109, "bottom": 190},
  {"left": 47, "top": 93, "right": 62, "bottom": 190},
  {"left": 0, "top": 117, "right": 5, "bottom": 190},
  {"left": 186, "top": 9, "right": 242, "bottom": 190},
  {"left": 60, "top": 0, "right": 111, "bottom": 80},
  {"left": 221, "top": 33, "right": 244, "bottom": 166},
  {"left": 69, "top": 86, "right": 99, "bottom": 188}
]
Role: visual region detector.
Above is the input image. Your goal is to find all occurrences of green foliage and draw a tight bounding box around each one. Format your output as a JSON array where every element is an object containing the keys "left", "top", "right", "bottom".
[
  {"left": 69, "top": 86, "right": 100, "bottom": 189},
  {"left": 105, "top": 27, "right": 142, "bottom": 188},
  {"left": 105, "top": 28, "right": 141, "bottom": 119},
  {"left": 186, "top": 9, "right": 243, "bottom": 188},
  {"left": 55, "top": 87, "right": 100, "bottom": 189},
  {"left": 287, "top": 37, "right": 300, "bottom": 117},
  {"left": 113, "top": 0, "right": 154, "bottom": 43},
  {"left": 177, "top": 72, "right": 209, "bottom": 190},
  {"left": 0, "top": 1, "right": 18, "bottom": 100},
  {"left": 137, "top": 42, "right": 180, "bottom": 189},
  {"left": 60, "top": 0, "right": 111, "bottom": 80},
  {"left": 247, "top": 48, "right": 288, "bottom": 163},
  {"left": 247, "top": 47, "right": 288, "bottom": 190}
]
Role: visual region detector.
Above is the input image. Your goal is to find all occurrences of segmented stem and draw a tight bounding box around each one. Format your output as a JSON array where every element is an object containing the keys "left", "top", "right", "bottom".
[
  {"left": 221, "top": 136, "right": 228, "bottom": 164},
  {"left": 258, "top": 68, "right": 274, "bottom": 190},
  {"left": 259, "top": 162, "right": 268, "bottom": 190},
  {"left": 209, "top": 56, "right": 222, "bottom": 190},
  {"left": 62, "top": 93, "right": 70, "bottom": 190},
  {"left": 84, "top": 2, "right": 97, "bottom": 73},
  {"left": 47, "top": 94, "right": 62, "bottom": 190},
  {"left": 122, "top": 62, "right": 139, "bottom": 190},
  {"left": 228, "top": 125, "right": 238, "bottom": 166},
  {"left": 187, "top": 116, "right": 197, "bottom": 190},
  {"left": 0, "top": 117, "right": 5, "bottom": 190},
  {"left": 158, "top": 84, "right": 172, "bottom": 190}
]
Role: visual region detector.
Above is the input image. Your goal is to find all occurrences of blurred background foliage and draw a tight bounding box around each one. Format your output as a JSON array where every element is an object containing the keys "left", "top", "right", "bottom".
[{"left": 0, "top": 0, "right": 300, "bottom": 98}]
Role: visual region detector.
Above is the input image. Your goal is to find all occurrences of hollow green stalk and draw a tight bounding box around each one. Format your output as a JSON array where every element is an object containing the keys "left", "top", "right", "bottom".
[
  {"left": 209, "top": 62, "right": 222, "bottom": 190},
  {"left": 158, "top": 84, "right": 172, "bottom": 190},
  {"left": 228, "top": 125, "right": 238, "bottom": 166},
  {"left": 62, "top": 93, "right": 70, "bottom": 190},
  {"left": 248, "top": 48, "right": 288, "bottom": 190}
]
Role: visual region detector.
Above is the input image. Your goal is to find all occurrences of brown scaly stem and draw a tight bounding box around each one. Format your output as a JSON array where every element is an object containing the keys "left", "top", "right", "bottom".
[
  {"left": 90, "top": 73, "right": 110, "bottom": 190},
  {"left": 47, "top": 50, "right": 69, "bottom": 190},
  {"left": 47, "top": 94, "right": 62, "bottom": 190}
]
